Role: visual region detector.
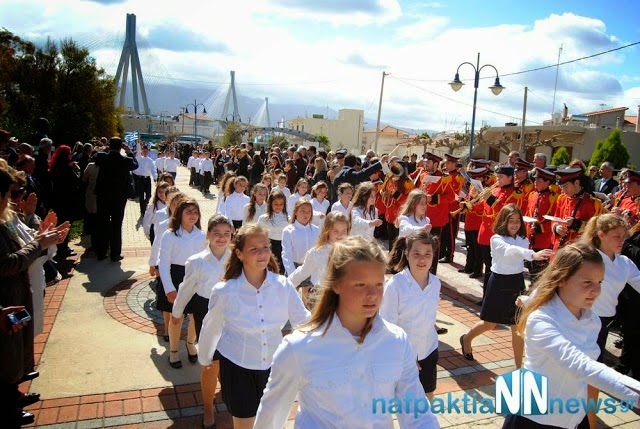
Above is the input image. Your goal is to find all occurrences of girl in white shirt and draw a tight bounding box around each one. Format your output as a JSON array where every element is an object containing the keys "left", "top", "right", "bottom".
[
  {"left": 260, "top": 173, "right": 272, "bottom": 193},
  {"left": 504, "top": 242, "right": 640, "bottom": 429},
  {"left": 287, "top": 178, "right": 311, "bottom": 217},
  {"left": 243, "top": 183, "right": 268, "bottom": 225},
  {"left": 158, "top": 198, "right": 207, "bottom": 369},
  {"left": 282, "top": 200, "right": 319, "bottom": 276},
  {"left": 254, "top": 235, "right": 440, "bottom": 429},
  {"left": 461, "top": 204, "right": 551, "bottom": 368},
  {"left": 331, "top": 182, "right": 353, "bottom": 216},
  {"left": 289, "top": 211, "right": 350, "bottom": 308},
  {"left": 350, "top": 181, "right": 382, "bottom": 238},
  {"left": 149, "top": 190, "right": 185, "bottom": 341},
  {"left": 171, "top": 214, "right": 233, "bottom": 429},
  {"left": 273, "top": 174, "right": 291, "bottom": 200},
  {"left": 197, "top": 225, "right": 310, "bottom": 429},
  {"left": 310, "top": 181, "right": 330, "bottom": 228},
  {"left": 142, "top": 181, "right": 169, "bottom": 244},
  {"left": 223, "top": 176, "right": 250, "bottom": 229},
  {"left": 578, "top": 214, "right": 640, "bottom": 429},
  {"left": 257, "top": 190, "right": 289, "bottom": 274},
  {"left": 215, "top": 171, "right": 236, "bottom": 214},
  {"left": 396, "top": 189, "right": 432, "bottom": 238},
  {"left": 381, "top": 230, "right": 440, "bottom": 401}
]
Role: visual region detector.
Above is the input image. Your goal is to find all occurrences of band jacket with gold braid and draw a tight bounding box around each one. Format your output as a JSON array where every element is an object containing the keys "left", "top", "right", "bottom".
[
  {"left": 516, "top": 178, "right": 535, "bottom": 201},
  {"left": 448, "top": 170, "right": 467, "bottom": 214},
  {"left": 552, "top": 190, "right": 603, "bottom": 251},
  {"left": 380, "top": 175, "right": 414, "bottom": 225},
  {"left": 525, "top": 188, "right": 559, "bottom": 250},
  {"left": 478, "top": 185, "right": 526, "bottom": 246},
  {"left": 423, "top": 170, "right": 455, "bottom": 228}
]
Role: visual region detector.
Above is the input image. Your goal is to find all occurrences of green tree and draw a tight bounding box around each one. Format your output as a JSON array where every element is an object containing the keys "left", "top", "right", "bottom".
[
  {"left": 589, "top": 129, "right": 630, "bottom": 169},
  {"left": 551, "top": 146, "right": 570, "bottom": 166},
  {"left": 0, "top": 30, "right": 118, "bottom": 143},
  {"left": 221, "top": 121, "right": 242, "bottom": 147},
  {"left": 315, "top": 134, "right": 330, "bottom": 151}
]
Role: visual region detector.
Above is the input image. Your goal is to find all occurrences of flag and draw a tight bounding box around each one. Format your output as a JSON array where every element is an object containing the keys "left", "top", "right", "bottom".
[{"left": 125, "top": 131, "right": 138, "bottom": 145}]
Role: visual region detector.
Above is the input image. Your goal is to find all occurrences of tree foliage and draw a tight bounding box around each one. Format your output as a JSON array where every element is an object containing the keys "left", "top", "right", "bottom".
[
  {"left": 221, "top": 121, "right": 242, "bottom": 147},
  {"left": 588, "top": 129, "right": 630, "bottom": 169},
  {"left": 551, "top": 146, "right": 570, "bottom": 166},
  {"left": 315, "top": 134, "right": 330, "bottom": 151},
  {"left": 0, "top": 29, "right": 118, "bottom": 143}
]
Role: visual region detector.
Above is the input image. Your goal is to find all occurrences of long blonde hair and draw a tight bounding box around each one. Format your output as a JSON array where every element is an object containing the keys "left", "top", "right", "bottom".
[
  {"left": 223, "top": 224, "right": 280, "bottom": 280},
  {"left": 302, "top": 236, "right": 385, "bottom": 343},
  {"left": 580, "top": 214, "right": 627, "bottom": 249},
  {"left": 395, "top": 189, "right": 426, "bottom": 227},
  {"left": 314, "top": 211, "right": 350, "bottom": 248},
  {"left": 515, "top": 242, "right": 602, "bottom": 335}
]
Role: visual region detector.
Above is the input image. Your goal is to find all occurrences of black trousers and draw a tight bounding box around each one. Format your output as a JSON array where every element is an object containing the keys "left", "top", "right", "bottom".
[
  {"left": 386, "top": 223, "right": 399, "bottom": 251},
  {"left": 463, "top": 230, "right": 482, "bottom": 274},
  {"left": 133, "top": 175, "right": 151, "bottom": 215},
  {"left": 596, "top": 316, "right": 615, "bottom": 362},
  {"left": 189, "top": 167, "right": 196, "bottom": 185},
  {"left": 95, "top": 196, "right": 127, "bottom": 259},
  {"left": 618, "top": 285, "right": 640, "bottom": 380},
  {"left": 440, "top": 213, "right": 460, "bottom": 260}
]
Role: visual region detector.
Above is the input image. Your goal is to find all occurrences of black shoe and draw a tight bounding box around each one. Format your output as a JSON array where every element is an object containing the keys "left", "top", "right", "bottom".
[
  {"left": 436, "top": 327, "right": 448, "bottom": 335},
  {"left": 18, "top": 371, "right": 39, "bottom": 383},
  {"left": 169, "top": 351, "right": 182, "bottom": 369},
  {"left": 458, "top": 268, "right": 472, "bottom": 273},
  {"left": 10, "top": 410, "right": 35, "bottom": 426},
  {"left": 469, "top": 272, "right": 483, "bottom": 279},
  {"left": 57, "top": 249, "right": 77, "bottom": 257},
  {"left": 187, "top": 342, "right": 198, "bottom": 364},
  {"left": 460, "top": 335, "right": 474, "bottom": 361},
  {"left": 17, "top": 392, "right": 41, "bottom": 408},
  {"left": 439, "top": 257, "right": 452, "bottom": 263}
]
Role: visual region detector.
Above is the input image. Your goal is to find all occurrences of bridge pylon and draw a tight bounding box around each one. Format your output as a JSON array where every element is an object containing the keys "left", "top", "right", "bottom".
[{"left": 114, "top": 13, "right": 150, "bottom": 115}]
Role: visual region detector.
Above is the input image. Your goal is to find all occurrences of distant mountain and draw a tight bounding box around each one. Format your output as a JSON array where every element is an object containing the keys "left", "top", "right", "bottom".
[{"left": 121, "top": 82, "right": 437, "bottom": 136}]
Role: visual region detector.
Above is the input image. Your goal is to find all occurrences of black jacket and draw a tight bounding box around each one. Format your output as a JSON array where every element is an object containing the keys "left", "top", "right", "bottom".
[{"left": 94, "top": 151, "right": 138, "bottom": 199}]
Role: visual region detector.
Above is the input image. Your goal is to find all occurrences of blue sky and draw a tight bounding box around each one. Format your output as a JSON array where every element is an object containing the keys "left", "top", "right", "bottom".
[{"left": 1, "top": 0, "right": 639, "bottom": 133}]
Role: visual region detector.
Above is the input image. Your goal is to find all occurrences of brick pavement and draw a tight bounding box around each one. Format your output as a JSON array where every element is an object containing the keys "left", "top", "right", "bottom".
[{"left": 22, "top": 166, "right": 639, "bottom": 428}]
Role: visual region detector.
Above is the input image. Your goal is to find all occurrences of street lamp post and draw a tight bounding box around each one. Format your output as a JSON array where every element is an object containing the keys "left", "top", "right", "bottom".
[
  {"left": 185, "top": 100, "right": 207, "bottom": 146},
  {"left": 449, "top": 52, "right": 504, "bottom": 160}
]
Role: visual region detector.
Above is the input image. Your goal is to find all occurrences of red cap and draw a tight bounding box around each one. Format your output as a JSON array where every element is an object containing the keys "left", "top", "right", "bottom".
[
  {"left": 532, "top": 167, "right": 555, "bottom": 182},
  {"left": 555, "top": 167, "right": 583, "bottom": 184},
  {"left": 624, "top": 170, "right": 640, "bottom": 183},
  {"left": 471, "top": 159, "right": 491, "bottom": 167},
  {"left": 445, "top": 153, "right": 460, "bottom": 163},
  {"left": 424, "top": 152, "right": 443, "bottom": 163},
  {"left": 515, "top": 159, "right": 533, "bottom": 171},
  {"left": 468, "top": 167, "right": 489, "bottom": 178}
]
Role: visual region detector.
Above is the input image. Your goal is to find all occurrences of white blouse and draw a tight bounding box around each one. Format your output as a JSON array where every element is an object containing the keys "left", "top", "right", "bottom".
[
  {"left": 197, "top": 270, "right": 310, "bottom": 369},
  {"left": 311, "top": 197, "right": 330, "bottom": 228},
  {"left": 288, "top": 193, "right": 311, "bottom": 219},
  {"left": 171, "top": 248, "right": 231, "bottom": 318},
  {"left": 350, "top": 206, "right": 378, "bottom": 238},
  {"left": 282, "top": 221, "right": 320, "bottom": 276},
  {"left": 380, "top": 269, "right": 441, "bottom": 360},
  {"left": 288, "top": 244, "right": 333, "bottom": 288},
  {"left": 148, "top": 218, "right": 169, "bottom": 266},
  {"left": 257, "top": 212, "right": 289, "bottom": 241},
  {"left": 158, "top": 226, "right": 207, "bottom": 294},
  {"left": 142, "top": 201, "right": 166, "bottom": 239},
  {"left": 331, "top": 200, "right": 352, "bottom": 217},
  {"left": 592, "top": 250, "right": 640, "bottom": 317},
  {"left": 243, "top": 202, "right": 267, "bottom": 225},
  {"left": 199, "top": 158, "right": 214, "bottom": 174},
  {"left": 398, "top": 215, "right": 431, "bottom": 238},
  {"left": 253, "top": 315, "right": 440, "bottom": 429},
  {"left": 524, "top": 294, "right": 640, "bottom": 428},
  {"left": 223, "top": 192, "right": 250, "bottom": 221},
  {"left": 273, "top": 185, "right": 291, "bottom": 200},
  {"left": 489, "top": 234, "right": 534, "bottom": 275}
]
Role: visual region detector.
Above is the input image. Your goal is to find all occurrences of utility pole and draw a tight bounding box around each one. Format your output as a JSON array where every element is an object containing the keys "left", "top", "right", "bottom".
[
  {"left": 520, "top": 86, "right": 528, "bottom": 154},
  {"left": 374, "top": 71, "right": 389, "bottom": 154}
]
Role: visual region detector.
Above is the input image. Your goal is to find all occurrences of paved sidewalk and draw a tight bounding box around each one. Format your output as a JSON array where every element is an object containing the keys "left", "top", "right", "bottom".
[{"left": 22, "top": 166, "right": 639, "bottom": 428}]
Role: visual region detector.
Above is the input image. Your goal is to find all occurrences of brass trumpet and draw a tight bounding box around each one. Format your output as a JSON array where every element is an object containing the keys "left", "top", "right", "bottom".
[
  {"left": 380, "top": 161, "right": 405, "bottom": 208},
  {"left": 450, "top": 182, "right": 499, "bottom": 216}
]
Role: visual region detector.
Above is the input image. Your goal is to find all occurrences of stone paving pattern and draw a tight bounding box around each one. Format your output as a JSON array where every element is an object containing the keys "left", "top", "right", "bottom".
[{"left": 22, "top": 166, "right": 639, "bottom": 428}]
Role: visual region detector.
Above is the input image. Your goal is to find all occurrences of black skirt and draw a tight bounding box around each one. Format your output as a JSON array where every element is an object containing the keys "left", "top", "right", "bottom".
[
  {"left": 155, "top": 264, "right": 186, "bottom": 313},
  {"left": 480, "top": 272, "right": 524, "bottom": 325},
  {"left": 188, "top": 294, "right": 210, "bottom": 338}
]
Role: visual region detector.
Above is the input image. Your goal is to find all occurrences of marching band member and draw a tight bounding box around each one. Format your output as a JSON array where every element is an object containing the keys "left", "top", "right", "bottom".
[
  {"left": 417, "top": 152, "right": 449, "bottom": 274},
  {"left": 440, "top": 154, "right": 465, "bottom": 264},
  {"left": 614, "top": 170, "right": 640, "bottom": 221},
  {"left": 514, "top": 159, "right": 534, "bottom": 200},
  {"left": 524, "top": 167, "right": 559, "bottom": 281},
  {"left": 458, "top": 167, "right": 489, "bottom": 279},
  {"left": 552, "top": 168, "right": 603, "bottom": 252},
  {"left": 379, "top": 158, "right": 414, "bottom": 249},
  {"left": 477, "top": 165, "right": 525, "bottom": 297}
]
